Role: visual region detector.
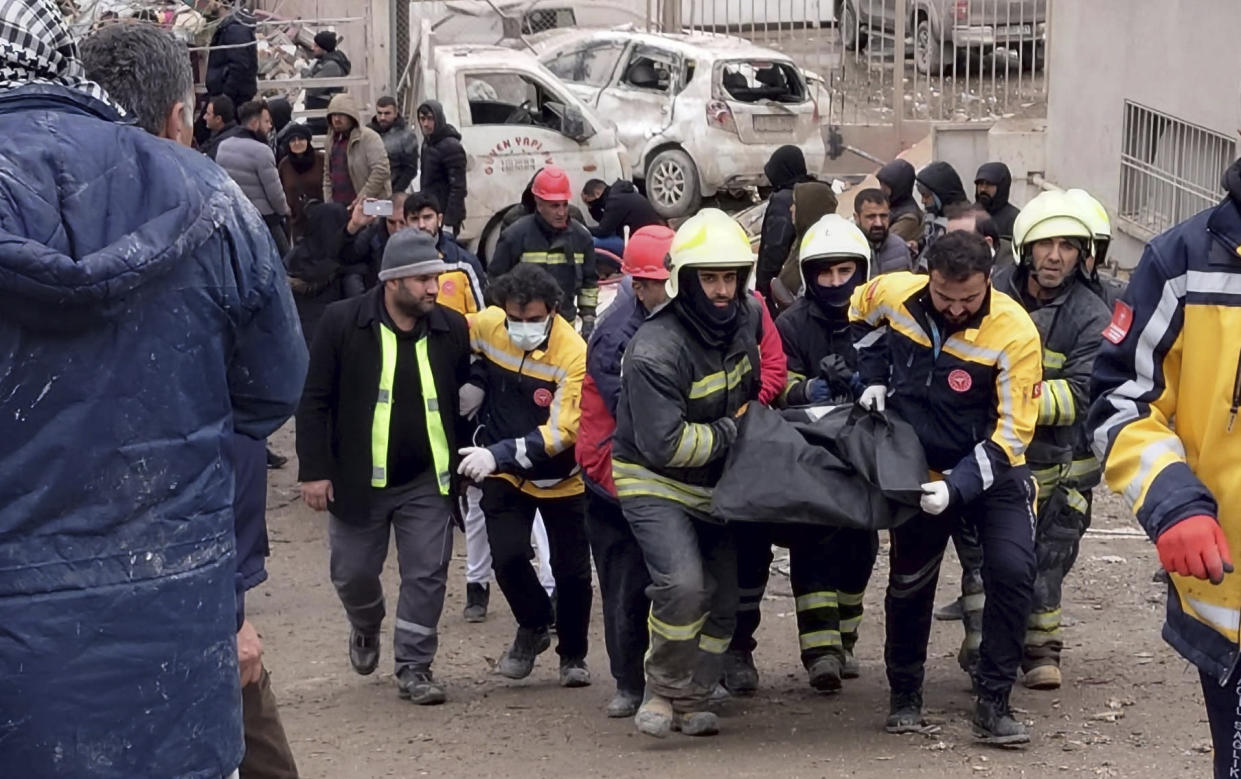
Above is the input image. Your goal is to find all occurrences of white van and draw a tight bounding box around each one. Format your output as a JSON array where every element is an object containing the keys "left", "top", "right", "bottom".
[{"left": 409, "top": 22, "right": 629, "bottom": 262}]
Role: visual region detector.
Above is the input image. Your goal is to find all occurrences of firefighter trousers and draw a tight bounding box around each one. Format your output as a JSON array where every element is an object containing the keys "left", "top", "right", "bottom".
[
  {"left": 584, "top": 488, "right": 650, "bottom": 696},
  {"left": 731, "top": 524, "right": 878, "bottom": 668},
  {"left": 1024, "top": 487, "right": 1089, "bottom": 671},
  {"left": 885, "top": 470, "right": 1036, "bottom": 698},
  {"left": 621, "top": 496, "right": 739, "bottom": 711}
]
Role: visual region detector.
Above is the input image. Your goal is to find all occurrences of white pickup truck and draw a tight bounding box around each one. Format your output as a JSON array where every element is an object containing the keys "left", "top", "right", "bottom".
[{"left": 408, "top": 22, "right": 629, "bottom": 261}]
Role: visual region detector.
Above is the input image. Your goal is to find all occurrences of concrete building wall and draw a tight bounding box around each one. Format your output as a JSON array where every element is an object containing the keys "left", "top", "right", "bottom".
[{"left": 1045, "top": 0, "right": 1241, "bottom": 269}]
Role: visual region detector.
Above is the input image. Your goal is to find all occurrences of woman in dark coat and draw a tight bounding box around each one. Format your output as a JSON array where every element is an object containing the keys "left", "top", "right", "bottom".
[{"left": 286, "top": 201, "right": 349, "bottom": 349}]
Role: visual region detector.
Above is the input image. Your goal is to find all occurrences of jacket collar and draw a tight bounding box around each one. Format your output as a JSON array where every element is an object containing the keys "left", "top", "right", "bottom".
[
  {"left": 0, "top": 83, "right": 129, "bottom": 124},
  {"left": 1207, "top": 195, "right": 1241, "bottom": 264},
  {"left": 355, "top": 285, "right": 452, "bottom": 333}
]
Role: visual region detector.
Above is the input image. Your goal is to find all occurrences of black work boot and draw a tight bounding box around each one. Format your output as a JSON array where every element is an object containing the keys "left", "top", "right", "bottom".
[
  {"left": 973, "top": 692, "right": 1030, "bottom": 745},
  {"left": 348, "top": 628, "right": 379, "bottom": 676},
  {"left": 463, "top": 582, "right": 489, "bottom": 623},
  {"left": 396, "top": 666, "right": 446, "bottom": 705},
  {"left": 885, "top": 689, "right": 925, "bottom": 734},
  {"left": 495, "top": 626, "right": 551, "bottom": 679},
  {"left": 806, "top": 654, "right": 843, "bottom": 693},
  {"left": 265, "top": 446, "right": 287, "bottom": 469},
  {"left": 722, "top": 649, "right": 759, "bottom": 696}
]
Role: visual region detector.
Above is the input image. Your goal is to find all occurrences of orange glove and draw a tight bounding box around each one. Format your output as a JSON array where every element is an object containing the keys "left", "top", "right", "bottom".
[{"left": 1156, "top": 515, "right": 1235, "bottom": 585}]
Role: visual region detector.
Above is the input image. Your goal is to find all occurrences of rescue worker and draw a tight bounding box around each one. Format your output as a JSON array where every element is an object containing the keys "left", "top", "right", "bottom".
[
  {"left": 1065, "top": 188, "right": 1127, "bottom": 308},
  {"left": 404, "top": 192, "right": 486, "bottom": 317},
  {"left": 576, "top": 226, "right": 677, "bottom": 719},
  {"left": 612, "top": 209, "right": 761, "bottom": 738},
  {"left": 993, "top": 190, "right": 1111, "bottom": 690},
  {"left": 296, "top": 230, "right": 471, "bottom": 705},
  {"left": 1089, "top": 158, "right": 1241, "bottom": 779},
  {"left": 850, "top": 230, "right": 1042, "bottom": 744},
  {"left": 974, "top": 162, "right": 1022, "bottom": 242},
  {"left": 725, "top": 214, "right": 878, "bottom": 696},
  {"left": 457, "top": 263, "right": 593, "bottom": 687},
  {"left": 490, "top": 165, "right": 599, "bottom": 337}
]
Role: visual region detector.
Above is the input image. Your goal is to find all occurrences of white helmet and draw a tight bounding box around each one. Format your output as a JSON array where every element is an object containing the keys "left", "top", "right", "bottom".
[{"left": 797, "top": 214, "right": 872, "bottom": 289}]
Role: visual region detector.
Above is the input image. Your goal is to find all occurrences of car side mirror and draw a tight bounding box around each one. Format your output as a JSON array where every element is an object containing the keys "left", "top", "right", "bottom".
[{"left": 564, "top": 105, "right": 594, "bottom": 143}]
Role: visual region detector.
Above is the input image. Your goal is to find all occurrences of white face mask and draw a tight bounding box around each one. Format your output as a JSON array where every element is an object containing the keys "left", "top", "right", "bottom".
[{"left": 507, "top": 317, "right": 551, "bottom": 351}]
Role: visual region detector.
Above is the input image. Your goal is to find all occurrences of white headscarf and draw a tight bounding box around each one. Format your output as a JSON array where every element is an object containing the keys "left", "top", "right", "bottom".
[{"left": 0, "top": 0, "right": 124, "bottom": 112}]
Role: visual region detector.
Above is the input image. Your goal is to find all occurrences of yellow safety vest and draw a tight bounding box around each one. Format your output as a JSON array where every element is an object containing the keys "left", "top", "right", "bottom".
[{"left": 371, "top": 324, "right": 451, "bottom": 495}]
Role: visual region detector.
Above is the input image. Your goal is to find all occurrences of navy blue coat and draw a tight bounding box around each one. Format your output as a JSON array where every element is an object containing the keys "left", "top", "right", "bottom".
[{"left": 0, "top": 85, "right": 307, "bottom": 778}]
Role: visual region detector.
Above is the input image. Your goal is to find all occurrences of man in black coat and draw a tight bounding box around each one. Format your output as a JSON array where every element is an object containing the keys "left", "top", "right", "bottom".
[
  {"left": 974, "top": 161, "right": 1022, "bottom": 241},
  {"left": 581, "top": 178, "right": 664, "bottom": 256},
  {"left": 303, "top": 31, "right": 351, "bottom": 135},
  {"left": 757, "top": 144, "right": 816, "bottom": 301},
  {"left": 205, "top": 7, "right": 257, "bottom": 107},
  {"left": 370, "top": 96, "right": 419, "bottom": 193},
  {"left": 417, "top": 99, "right": 467, "bottom": 235},
  {"left": 296, "top": 229, "right": 471, "bottom": 706}
]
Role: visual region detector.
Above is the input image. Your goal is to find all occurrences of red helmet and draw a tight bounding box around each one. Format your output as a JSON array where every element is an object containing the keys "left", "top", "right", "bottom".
[
  {"left": 622, "top": 225, "right": 674, "bottom": 280},
  {"left": 530, "top": 165, "right": 572, "bottom": 202}
]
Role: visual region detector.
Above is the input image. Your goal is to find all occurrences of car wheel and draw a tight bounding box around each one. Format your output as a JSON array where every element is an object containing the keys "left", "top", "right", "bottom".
[
  {"left": 913, "top": 16, "right": 949, "bottom": 75},
  {"left": 646, "top": 148, "right": 701, "bottom": 220},
  {"left": 839, "top": 1, "right": 867, "bottom": 52},
  {"left": 1020, "top": 41, "right": 1045, "bottom": 72}
]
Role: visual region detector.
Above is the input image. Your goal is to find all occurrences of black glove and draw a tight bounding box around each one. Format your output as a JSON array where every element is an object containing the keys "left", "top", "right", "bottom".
[
  {"left": 1036, "top": 488, "right": 1085, "bottom": 571},
  {"left": 817, "top": 354, "right": 854, "bottom": 397}
]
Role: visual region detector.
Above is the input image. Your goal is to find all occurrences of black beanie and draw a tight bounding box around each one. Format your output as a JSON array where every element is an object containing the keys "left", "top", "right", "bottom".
[{"left": 314, "top": 31, "right": 337, "bottom": 52}]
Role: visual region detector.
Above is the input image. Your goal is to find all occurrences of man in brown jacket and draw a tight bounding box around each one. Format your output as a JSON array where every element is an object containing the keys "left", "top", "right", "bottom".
[{"left": 322, "top": 92, "right": 391, "bottom": 207}]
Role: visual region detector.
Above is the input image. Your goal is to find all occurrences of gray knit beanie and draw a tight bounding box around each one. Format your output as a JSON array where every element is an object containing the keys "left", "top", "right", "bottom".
[{"left": 378, "top": 229, "right": 449, "bottom": 281}]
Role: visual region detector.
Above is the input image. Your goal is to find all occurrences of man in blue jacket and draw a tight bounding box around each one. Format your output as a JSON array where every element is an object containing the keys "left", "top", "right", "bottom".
[{"left": 0, "top": 2, "right": 307, "bottom": 776}]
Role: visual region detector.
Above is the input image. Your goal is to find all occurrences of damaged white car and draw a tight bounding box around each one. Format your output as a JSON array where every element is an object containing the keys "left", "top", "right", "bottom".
[{"left": 537, "top": 29, "right": 826, "bottom": 219}]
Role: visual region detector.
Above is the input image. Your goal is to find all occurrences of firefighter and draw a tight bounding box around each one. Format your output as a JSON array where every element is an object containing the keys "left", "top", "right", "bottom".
[
  {"left": 1089, "top": 156, "right": 1241, "bottom": 779},
  {"left": 456, "top": 262, "right": 593, "bottom": 688},
  {"left": 1064, "top": 188, "right": 1128, "bottom": 308},
  {"left": 489, "top": 165, "right": 599, "bottom": 337},
  {"left": 725, "top": 214, "right": 877, "bottom": 696},
  {"left": 612, "top": 209, "right": 761, "bottom": 738},
  {"left": 994, "top": 191, "right": 1111, "bottom": 691},
  {"left": 850, "top": 230, "right": 1042, "bottom": 744}
]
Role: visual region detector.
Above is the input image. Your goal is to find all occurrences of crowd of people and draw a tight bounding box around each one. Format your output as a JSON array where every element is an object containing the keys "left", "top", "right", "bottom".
[{"left": 4, "top": 3, "right": 1241, "bottom": 778}]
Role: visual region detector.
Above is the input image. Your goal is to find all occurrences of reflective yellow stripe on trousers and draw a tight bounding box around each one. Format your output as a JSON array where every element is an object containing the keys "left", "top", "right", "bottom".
[{"left": 372, "top": 326, "right": 452, "bottom": 495}]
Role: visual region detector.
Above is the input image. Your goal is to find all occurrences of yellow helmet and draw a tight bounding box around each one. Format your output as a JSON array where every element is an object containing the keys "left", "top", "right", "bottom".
[
  {"left": 1011, "top": 189, "right": 1094, "bottom": 264},
  {"left": 665, "top": 208, "right": 755, "bottom": 299}
]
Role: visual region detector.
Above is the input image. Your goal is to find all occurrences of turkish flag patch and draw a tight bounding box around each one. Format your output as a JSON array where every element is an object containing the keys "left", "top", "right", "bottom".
[
  {"left": 1032, "top": 382, "right": 1042, "bottom": 399},
  {"left": 1102, "top": 301, "right": 1134, "bottom": 345}
]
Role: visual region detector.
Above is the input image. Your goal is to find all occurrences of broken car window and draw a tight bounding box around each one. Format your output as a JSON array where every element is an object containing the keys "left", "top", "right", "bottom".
[
  {"left": 718, "top": 60, "right": 806, "bottom": 103},
  {"left": 621, "top": 50, "right": 675, "bottom": 93},
  {"left": 464, "top": 73, "right": 575, "bottom": 137},
  {"left": 545, "top": 42, "right": 626, "bottom": 88}
]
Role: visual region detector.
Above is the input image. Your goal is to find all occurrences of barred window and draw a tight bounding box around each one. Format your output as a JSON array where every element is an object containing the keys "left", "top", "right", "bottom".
[{"left": 1119, "top": 101, "right": 1236, "bottom": 238}]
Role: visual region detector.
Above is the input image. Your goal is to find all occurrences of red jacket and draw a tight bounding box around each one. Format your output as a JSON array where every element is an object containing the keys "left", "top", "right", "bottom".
[{"left": 576, "top": 289, "right": 787, "bottom": 498}]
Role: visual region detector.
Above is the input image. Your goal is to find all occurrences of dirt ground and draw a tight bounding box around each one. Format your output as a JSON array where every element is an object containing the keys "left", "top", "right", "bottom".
[{"left": 255, "top": 424, "right": 1214, "bottom": 778}]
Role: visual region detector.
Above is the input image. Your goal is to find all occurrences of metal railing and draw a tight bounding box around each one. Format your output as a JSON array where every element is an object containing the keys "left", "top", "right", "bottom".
[{"left": 1119, "top": 100, "right": 1236, "bottom": 239}]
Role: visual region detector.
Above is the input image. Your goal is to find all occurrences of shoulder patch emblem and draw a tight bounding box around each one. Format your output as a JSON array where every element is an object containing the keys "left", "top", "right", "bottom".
[
  {"left": 533, "top": 388, "right": 554, "bottom": 407},
  {"left": 1102, "top": 300, "right": 1133, "bottom": 345}
]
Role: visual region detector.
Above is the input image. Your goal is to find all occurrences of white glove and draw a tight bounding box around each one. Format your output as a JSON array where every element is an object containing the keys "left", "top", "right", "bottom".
[
  {"left": 457, "top": 446, "right": 497, "bottom": 482},
  {"left": 459, "top": 383, "right": 485, "bottom": 419},
  {"left": 858, "top": 384, "right": 888, "bottom": 412},
  {"left": 920, "top": 481, "right": 951, "bottom": 516}
]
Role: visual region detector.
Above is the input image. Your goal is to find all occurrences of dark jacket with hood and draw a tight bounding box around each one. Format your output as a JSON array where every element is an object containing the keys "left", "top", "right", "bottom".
[
  {"left": 418, "top": 99, "right": 467, "bottom": 228},
  {"left": 975, "top": 162, "right": 1022, "bottom": 240},
  {"left": 612, "top": 292, "right": 763, "bottom": 516},
  {"left": 287, "top": 201, "right": 351, "bottom": 347},
  {"left": 915, "top": 161, "right": 969, "bottom": 251},
  {"left": 206, "top": 10, "right": 258, "bottom": 105},
  {"left": 1088, "top": 159, "right": 1241, "bottom": 683},
  {"left": 304, "top": 49, "right": 352, "bottom": 111},
  {"left": 490, "top": 211, "right": 598, "bottom": 321},
  {"left": 589, "top": 179, "right": 663, "bottom": 238},
  {"left": 0, "top": 83, "right": 306, "bottom": 778},
  {"left": 877, "top": 158, "right": 923, "bottom": 243},
  {"left": 758, "top": 145, "right": 816, "bottom": 298},
  {"left": 369, "top": 113, "right": 419, "bottom": 193}
]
